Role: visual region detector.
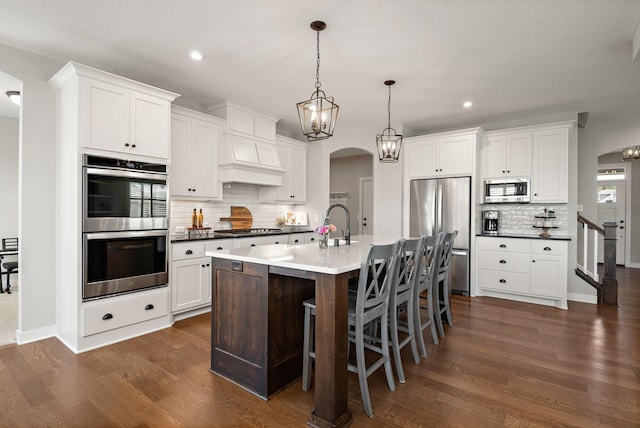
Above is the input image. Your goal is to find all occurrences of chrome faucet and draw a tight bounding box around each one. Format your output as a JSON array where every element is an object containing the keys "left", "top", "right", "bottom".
[{"left": 325, "top": 203, "right": 351, "bottom": 245}]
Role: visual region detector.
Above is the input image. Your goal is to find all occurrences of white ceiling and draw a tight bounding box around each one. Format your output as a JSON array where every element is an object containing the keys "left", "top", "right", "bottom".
[{"left": 1, "top": 1, "right": 640, "bottom": 136}]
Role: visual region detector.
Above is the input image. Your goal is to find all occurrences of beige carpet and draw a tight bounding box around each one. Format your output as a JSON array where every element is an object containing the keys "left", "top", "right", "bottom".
[{"left": 0, "top": 280, "right": 18, "bottom": 346}]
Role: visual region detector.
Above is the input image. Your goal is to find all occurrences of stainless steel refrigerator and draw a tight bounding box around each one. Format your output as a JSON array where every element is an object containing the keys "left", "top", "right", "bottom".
[{"left": 409, "top": 177, "right": 470, "bottom": 295}]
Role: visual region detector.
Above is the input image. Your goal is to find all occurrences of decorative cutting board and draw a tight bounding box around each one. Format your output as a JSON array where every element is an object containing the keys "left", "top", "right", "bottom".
[{"left": 220, "top": 206, "right": 253, "bottom": 229}]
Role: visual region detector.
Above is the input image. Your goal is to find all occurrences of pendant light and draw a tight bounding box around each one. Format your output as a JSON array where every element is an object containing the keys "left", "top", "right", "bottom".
[
  {"left": 376, "top": 80, "right": 402, "bottom": 163},
  {"left": 6, "top": 91, "right": 20, "bottom": 106},
  {"left": 622, "top": 145, "right": 640, "bottom": 161},
  {"left": 296, "top": 21, "right": 339, "bottom": 141}
]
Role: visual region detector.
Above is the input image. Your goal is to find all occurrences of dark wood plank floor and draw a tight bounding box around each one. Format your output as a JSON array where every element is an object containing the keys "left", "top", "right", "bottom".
[{"left": 1, "top": 268, "right": 638, "bottom": 427}]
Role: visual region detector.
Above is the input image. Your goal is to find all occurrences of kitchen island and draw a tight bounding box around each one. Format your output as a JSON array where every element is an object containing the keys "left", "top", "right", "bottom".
[{"left": 206, "top": 235, "right": 397, "bottom": 428}]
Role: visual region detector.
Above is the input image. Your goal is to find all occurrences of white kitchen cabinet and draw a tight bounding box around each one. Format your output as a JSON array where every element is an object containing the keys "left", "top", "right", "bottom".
[
  {"left": 209, "top": 101, "right": 276, "bottom": 142},
  {"left": 259, "top": 136, "right": 308, "bottom": 203},
  {"left": 80, "top": 76, "right": 175, "bottom": 159},
  {"left": 476, "top": 236, "right": 568, "bottom": 309},
  {"left": 404, "top": 128, "right": 481, "bottom": 179},
  {"left": 171, "top": 107, "right": 223, "bottom": 200},
  {"left": 205, "top": 239, "right": 236, "bottom": 252},
  {"left": 289, "top": 232, "right": 317, "bottom": 244},
  {"left": 481, "top": 132, "right": 532, "bottom": 179},
  {"left": 532, "top": 126, "right": 569, "bottom": 203},
  {"left": 171, "top": 241, "right": 211, "bottom": 314},
  {"left": 530, "top": 240, "right": 567, "bottom": 299},
  {"left": 239, "top": 235, "right": 288, "bottom": 247}
]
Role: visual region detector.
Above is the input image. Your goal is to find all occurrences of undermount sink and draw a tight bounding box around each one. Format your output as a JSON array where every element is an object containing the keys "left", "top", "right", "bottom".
[{"left": 328, "top": 239, "right": 358, "bottom": 246}]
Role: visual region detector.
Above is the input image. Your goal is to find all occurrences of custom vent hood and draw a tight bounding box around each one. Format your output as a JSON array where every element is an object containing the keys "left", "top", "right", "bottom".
[{"left": 208, "top": 100, "right": 284, "bottom": 186}]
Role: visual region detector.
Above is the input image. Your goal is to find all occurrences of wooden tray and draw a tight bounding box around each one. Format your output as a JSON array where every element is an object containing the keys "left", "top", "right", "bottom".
[{"left": 220, "top": 206, "right": 253, "bottom": 229}]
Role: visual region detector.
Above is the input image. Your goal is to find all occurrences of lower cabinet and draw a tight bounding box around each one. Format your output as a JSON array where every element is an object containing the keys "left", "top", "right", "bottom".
[
  {"left": 288, "top": 232, "right": 317, "bottom": 244},
  {"left": 171, "top": 242, "right": 212, "bottom": 314},
  {"left": 476, "top": 236, "right": 567, "bottom": 309}
]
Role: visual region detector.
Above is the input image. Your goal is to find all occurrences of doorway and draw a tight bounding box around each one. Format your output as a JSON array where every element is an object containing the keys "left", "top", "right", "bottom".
[
  {"left": 596, "top": 167, "right": 627, "bottom": 265},
  {"left": 329, "top": 149, "right": 373, "bottom": 239},
  {"left": 0, "top": 70, "right": 21, "bottom": 346}
]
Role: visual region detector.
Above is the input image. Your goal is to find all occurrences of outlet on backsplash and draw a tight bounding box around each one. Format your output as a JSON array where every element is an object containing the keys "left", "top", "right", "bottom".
[{"left": 170, "top": 183, "right": 297, "bottom": 233}]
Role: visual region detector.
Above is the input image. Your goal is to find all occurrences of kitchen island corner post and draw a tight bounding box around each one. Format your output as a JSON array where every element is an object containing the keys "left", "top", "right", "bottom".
[{"left": 308, "top": 271, "right": 355, "bottom": 428}]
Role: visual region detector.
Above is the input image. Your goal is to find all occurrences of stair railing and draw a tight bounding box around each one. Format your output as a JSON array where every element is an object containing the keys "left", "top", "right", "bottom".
[{"left": 576, "top": 212, "right": 618, "bottom": 305}]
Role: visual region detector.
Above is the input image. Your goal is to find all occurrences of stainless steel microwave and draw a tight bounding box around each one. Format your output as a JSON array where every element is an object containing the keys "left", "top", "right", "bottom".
[{"left": 483, "top": 178, "right": 530, "bottom": 203}]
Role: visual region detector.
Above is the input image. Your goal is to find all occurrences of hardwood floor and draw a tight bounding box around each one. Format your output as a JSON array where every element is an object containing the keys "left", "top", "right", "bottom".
[{"left": 1, "top": 269, "right": 638, "bottom": 427}]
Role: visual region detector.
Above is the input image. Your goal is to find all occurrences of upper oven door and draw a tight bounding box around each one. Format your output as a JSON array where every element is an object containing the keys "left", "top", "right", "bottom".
[{"left": 84, "top": 167, "right": 168, "bottom": 232}]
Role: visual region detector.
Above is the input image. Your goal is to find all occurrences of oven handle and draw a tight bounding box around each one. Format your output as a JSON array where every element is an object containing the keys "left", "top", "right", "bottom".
[
  {"left": 85, "top": 167, "right": 168, "bottom": 182},
  {"left": 85, "top": 230, "right": 168, "bottom": 240}
]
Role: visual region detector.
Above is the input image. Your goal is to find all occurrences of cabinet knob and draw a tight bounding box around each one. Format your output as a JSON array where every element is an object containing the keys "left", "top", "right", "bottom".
[
  {"left": 192, "top": 188, "right": 195, "bottom": 192},
  {"left": 188, "top": 188, "right": 192, "bottom": 191},
  {"left": 499, "top": 259, "right": 506, "bottom": 264},
  {"left": 502, "top": 170, "right": 505, "bottom": 173},
  {"left": 145, "top": 304, "right": 154, "bottom": 310},
  {"left": 309, "top": 237, "right": 315, "bottom": 241},
  {"left": 206, "top": 263, "right": 210, "bottom": 267},
  {"left": 532, "top": 260, "right": 536, "bottom": 263},
  {"left": 499, "top": 244, "right": 507, "bottom": 248},
  {"left": 124, "top": 143, "right": 129, "bottom": 147},
  {"left": 543, "top": 246, "right": 551, "bottom": 251},
  {"left": 534, "top": 193, "right": 538, "bottom": 196},
  {"left": 499, "top": 279, "right": 506, "bottom": 283},
  {"left": 507, "top": 170, "right": 510, "bottom": 173},
  {"left": 102, "top": 313, "right": 113, "bottom": 320},
  {"left": 131, "top": 144, "right": 136, "bottom": 148},
  {"left": 202, "top": 264, "right": 205, "bottom": 267}
]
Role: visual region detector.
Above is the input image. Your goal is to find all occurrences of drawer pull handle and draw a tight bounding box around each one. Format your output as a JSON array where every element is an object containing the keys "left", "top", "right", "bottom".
[
  {"left": 499, "top": 260, "right": 506, "bottom": 264},
  {"left": 499, "top": 244, "right": 507, "bottom": 248},
  {"left": 499, "top": 279, "right": 506, "bottom": 283},
  {"left": 274, "top": 241, "right": 280, "bottom": 244},
  {"left": 251, "top": 244, "right": 256, "bottom": 247},
  {"left": 102, "top": 313, "right": 113, "bottom": 320},
  {"left": 185, "top": 250, "right": 193, "bottom": 255},
  {"left": 217, "top": 247, "right": 223, "bottom": 250},
  {"left": 294, "top": 239, "right": 299, "bottom": 243},
  {"left": 145, "top": 304, "right": 154, "bottom": 311},
  {"left": 544, "top": 247, "right": 551, "bottom": 251}
]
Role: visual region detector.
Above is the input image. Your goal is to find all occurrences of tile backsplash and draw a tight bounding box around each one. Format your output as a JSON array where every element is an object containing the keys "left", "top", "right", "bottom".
[
  {"left": 170, "top": 183, "right": 297, "bottom": 232},
  {"left": 483, "top": 203, "right": 568, "bottom": 235}
]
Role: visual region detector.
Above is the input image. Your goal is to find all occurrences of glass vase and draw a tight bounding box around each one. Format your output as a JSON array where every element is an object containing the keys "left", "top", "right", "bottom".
[{"left": 318, "top": 234, "right": 329, "bottom": 249}]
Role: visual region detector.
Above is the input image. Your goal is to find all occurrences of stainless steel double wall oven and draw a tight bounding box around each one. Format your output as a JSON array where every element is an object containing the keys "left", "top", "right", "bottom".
[{"left": 82, "top": 155, "right": 169, "bottom": 300}]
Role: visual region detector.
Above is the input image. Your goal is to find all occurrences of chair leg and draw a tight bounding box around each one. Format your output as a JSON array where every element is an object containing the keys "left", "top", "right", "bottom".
[
  {"left": 389, "top": 305, "right": 406, "bottom": 383},
  {"left": 301, "top": 306, "right": 313, "bottom": 392},
  {"left": 434, "top": 280, "right": 445, "bottom": 338},
  {"left": 380, "top": 313, "right": 396, "bottom": 393},
  {"left": 406, "top": 297, "right": 420, "bottom": 364},
  {"left": 354, "top": 326, "right": 374, "bottom": 417},
  {"left": 443, "top": 276, "right": 453, "bottom": 327},
  {"left": 426, "top": 287, "right": 439, "bottom": 345}
]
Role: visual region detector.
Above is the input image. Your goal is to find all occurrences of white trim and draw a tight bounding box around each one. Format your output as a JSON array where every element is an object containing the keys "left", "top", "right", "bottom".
[
  {"left": 16, "top": 324, "right": 57, "bottom": 345},
  {"left": 597, "top": 161, "right": 631, "bottom": 267},
  {"left": 626, "top": 261, "right": 640, "bottom": 268},
  {"left": 172, "top": 306, "right": 211, "bottom": 322},
  {"left": 567, "top": 292, "right": 598, "bottom": 304},
  {"left": 359, "top": 176, "right": 373, "bottom": 236}
]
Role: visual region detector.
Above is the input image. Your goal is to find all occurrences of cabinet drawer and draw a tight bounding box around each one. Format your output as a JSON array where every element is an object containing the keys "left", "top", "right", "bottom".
[
  {"left": 531, "top": 240, "right": 567, "bottom": 256},
  {"left": 83, "top": 288, "right": 169, "bottom": 336},
  {"left": 478, "top": 237, "right": 531, "bottom": 253},
  {"left": 205, "top": 239, "right": 236, "bottom": 252},
  {"left": 478, "top": 269, "right": 530, "bottom": 294},
  {"left": 477, "top": 251, "right": 530, "bottom": 273},
  {"left": 172, "top": 242, "right": 205, "bottom": 261}
]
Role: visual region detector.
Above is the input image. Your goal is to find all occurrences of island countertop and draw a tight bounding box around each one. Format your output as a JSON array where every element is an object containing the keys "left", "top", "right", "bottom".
[{"left": 205, "top": 235, "right": 399, "bottom": 275}]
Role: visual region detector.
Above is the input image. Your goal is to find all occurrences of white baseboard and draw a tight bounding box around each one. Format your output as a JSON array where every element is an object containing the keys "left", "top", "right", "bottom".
[
  {"left": 626, "top": 262, "right": 640, "bottom": 268},
  {"left": 567, "top": 292, "right": 597, "bottom": 304},
  {"left": 16, "top": 324, "right": 57, "bottom": 345}
]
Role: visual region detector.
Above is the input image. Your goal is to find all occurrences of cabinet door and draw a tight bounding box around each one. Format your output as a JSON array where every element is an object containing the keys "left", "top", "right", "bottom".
[
  {"left": 481, "top": 136, "right": 507, "bottom": 178},
  {"left": 191, "top": 118, "right": 221, "bottom": 199},
  {"left": 439, "top": 135, "right": 473, "bottom": 175},
  {"left": 130, "top": 91, "right": 170, "bottom": 159},
  {"left": 84, "top": 80, "right": 130, "bottom": 153},
  {"left": 532, "top": 128, "right": 568, "bottom": 202},
  {"left": 273, "top": 144, "right": 292, "bottom": 201},
  {"left": 170, "top": 114, "right": 193, "bottom": 197},
  {"left": 530, "top": 256, "right": 563, "bottom": 298},
  {"left": 288, "top": 145, "right": 307, "bottom": 202},
  {"left": 172, "top": 258, "right": 209, "bottom": 312},
  {"left": 505, "top": 133, "right": 532, "bottom": 176},
  {"left": 406, "top": 140, "right": 438, "bottom": 178}
]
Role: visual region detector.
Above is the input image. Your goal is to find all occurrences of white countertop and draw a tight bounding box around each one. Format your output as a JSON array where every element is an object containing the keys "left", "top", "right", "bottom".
[{"left": 205, "top": 235, "right": 400, "bottom": 275}]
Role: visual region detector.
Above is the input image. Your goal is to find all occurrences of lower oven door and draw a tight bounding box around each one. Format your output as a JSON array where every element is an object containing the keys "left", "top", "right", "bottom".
[{"left": 83, "top": 230, "right": 168, "bottom": 300}]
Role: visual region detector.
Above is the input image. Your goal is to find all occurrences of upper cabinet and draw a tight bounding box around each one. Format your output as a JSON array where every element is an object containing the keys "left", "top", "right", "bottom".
[
  {"left": 481, "top": 132, "right": 532, "bottom": 179},
  {"left": 532, "top": 125, "right": 569, "bottom": 203},
  {"left": 259, "top": 135, "right": 308, "bottom": 203},
  {"left": 404, "top": 128, "right": 481, "bottom": 179},
  {"left": 50, "top": 62, "right": 178, "bottom": 160},
  {"left": 171, "top": 106, "right": 223, "bottom": 200}
]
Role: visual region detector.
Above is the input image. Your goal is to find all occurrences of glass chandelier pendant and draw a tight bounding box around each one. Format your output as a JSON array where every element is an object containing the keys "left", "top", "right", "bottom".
[
  {"left": 297, "top": 21, "right": 339, "bottom": 141},
  {"left": 376, "top": 80, "right": 403, "bottom": 163}
]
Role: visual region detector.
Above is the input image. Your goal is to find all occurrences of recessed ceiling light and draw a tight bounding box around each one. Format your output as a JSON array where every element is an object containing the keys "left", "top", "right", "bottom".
[
  {"left": 463, "top": 101, "right": 473, "bottom": 108},
  {"left": 189, "top": 50, "right": 204, "bottom": 61}
]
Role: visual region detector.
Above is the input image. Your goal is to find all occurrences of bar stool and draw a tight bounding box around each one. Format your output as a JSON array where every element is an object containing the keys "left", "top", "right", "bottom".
[
  {"left": 302, "top": 240, "right": 402, "bottom": 417},
  {"left": 414, "top": 234, "right": 443, "bottom": 358},
  {"left": 388, "top": 236, "right": 424, "bottom": 383},
  {"left": 434, "top": 231, "right": 457, "bottom": 338},
  {"left": 1, "top": 238, "right": 18, "bottom": 294}
]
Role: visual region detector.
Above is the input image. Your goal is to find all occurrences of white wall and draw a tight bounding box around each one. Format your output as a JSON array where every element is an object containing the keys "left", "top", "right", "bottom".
[
  {"left": 0, "top": 116, "right": 19, "bottom": 240},
  {"left": 330, "top": 154, "right": 373, "bottom": 236},
  {"left": 0, "top": 43, "right": 63, "bottom": 342}
]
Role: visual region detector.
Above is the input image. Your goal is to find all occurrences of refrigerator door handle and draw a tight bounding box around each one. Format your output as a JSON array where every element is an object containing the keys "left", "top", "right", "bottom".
[{"left": 451, "top": 250, "right": 467, "bottom": 256}]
